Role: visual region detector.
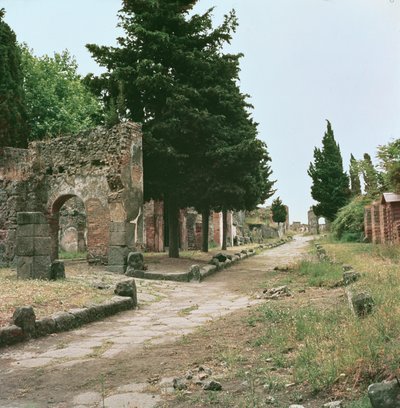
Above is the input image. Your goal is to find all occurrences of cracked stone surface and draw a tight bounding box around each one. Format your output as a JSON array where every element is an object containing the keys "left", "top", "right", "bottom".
[{"left": 0, "top": 237, "right": 310, "bottom": 408}]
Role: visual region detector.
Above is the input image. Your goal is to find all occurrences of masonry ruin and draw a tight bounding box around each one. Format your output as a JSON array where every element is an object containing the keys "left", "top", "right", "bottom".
[
  {"left": 0, "top": 122, "right": 144, "bottom": 274},
  {"left": 144, "top": 201, "right": 236, "bottom": 252},
  {"left": 308, "top": 207, "right": 319, "bottom": 234},
  {"left": 364, "top": 193, "right": 400, "bottom": 244}
]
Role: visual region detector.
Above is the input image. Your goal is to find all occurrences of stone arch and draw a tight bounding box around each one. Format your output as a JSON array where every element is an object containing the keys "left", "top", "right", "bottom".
[
  {"left": 48, "top": 194, "right": 79, "bottom": 261},
  {"left": 48, "top": 194, "right": 110, "bottom": 263}
]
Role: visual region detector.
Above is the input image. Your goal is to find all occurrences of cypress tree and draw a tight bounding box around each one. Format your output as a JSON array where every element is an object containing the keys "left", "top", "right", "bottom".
[
  {"left": 361, "top": 153, "right": 380, "bottom": 197},
  {"left": 0, "top": 9, "right": 28, "bottom": 148},
  {"left": 349, "top": 153, "right": 361, "bottom": 196},
  {"left": 271, "top": 197, "right": 287, "bottom": 226},
  {"left": 308, "top": 121, "right": 350, "bottom": 222}
]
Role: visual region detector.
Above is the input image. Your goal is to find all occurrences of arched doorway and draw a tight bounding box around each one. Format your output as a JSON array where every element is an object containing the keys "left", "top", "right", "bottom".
[{"left": 49, "top": 194, "right": 87, "bottom": 261}]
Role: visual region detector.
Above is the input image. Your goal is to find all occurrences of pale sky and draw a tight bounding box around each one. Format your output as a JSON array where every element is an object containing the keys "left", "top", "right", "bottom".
[{"left": 1, "top": 0, "right": 399, "bottom": 223}]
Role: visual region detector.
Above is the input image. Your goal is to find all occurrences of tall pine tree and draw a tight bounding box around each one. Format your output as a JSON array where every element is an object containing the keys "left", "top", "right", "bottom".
[
  {"left": 0, "top": 9, "right": 28, "bottom": 148},
  {"left": 308, "top": 121, "right": 350, "bottom": 221},
  {"left": 87, "top": 1, "right": 274, "bottom": 256},
  {"left": 184, "top": 52, "right": 274, "bottom": 251},
  {"left": 349, "top": 153, "right": 361, "bottom": 196},
  {"left": 361, "top": 153, "right": 380, "bottom": 197}
]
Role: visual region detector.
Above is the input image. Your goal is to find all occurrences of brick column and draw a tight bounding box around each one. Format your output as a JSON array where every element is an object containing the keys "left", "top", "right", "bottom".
[{"left": 364, "top": 206, "right": 373, "bottom": 242}]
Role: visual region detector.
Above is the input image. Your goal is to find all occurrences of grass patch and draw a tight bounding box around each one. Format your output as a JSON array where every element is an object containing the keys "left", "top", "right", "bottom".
[
  {"left": 0, "top": 266, "right": 113, "bottom": 327},
  {"left": 241, "top": 239, "right": 400, "bottom": 394},
  {"left": 58, "top": 251, "right": 87, "bottom": 260},
  {"left": 297, "top": 259, "right": 343, "bottom": 287}
]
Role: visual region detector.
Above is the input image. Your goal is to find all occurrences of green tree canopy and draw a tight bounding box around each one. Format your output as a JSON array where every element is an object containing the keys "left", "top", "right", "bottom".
[
  {"left": 271, "top": 196, "right": 287, "bottom": 225},
  {"left": 349, "top": 154, "right": 361, "bottom": 197},
  {"left": 86, "top": 0, "right": 274, "bottom": 256},
  {"left": 377, "top": 139, "right": 400, "bottom": 193},
  {"left": 308, "top": 120, "right": 350, "bottom": 222},
  {"left": 360, "top": 153, "right": 381, "bottom": 197},
  {"left": 0, "top": 9, "right": 28, "bottom": 148},
  {"left": 20, "top": 46, "right": 102, "bottom": 140}
]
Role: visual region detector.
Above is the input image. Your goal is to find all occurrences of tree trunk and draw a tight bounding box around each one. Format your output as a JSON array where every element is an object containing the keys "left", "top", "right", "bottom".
[
  {"left": 167, "top": 195, "right": 180, "bottom": 258},
  {"left": 222, "top": 208, "right": 228, "bottom": 250},
  {"left": 201, "top": 208, "right": 210, "bottom": 253}
]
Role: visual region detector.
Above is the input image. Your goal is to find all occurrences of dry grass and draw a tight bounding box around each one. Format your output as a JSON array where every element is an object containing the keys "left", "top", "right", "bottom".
[{"left": 0, "top": 263, "right": 117, "bottom": 327}]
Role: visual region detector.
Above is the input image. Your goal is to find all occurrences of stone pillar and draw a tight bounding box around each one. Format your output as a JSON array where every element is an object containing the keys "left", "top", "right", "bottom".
[
  {"left": 179, "top": 209, "right": 188, "bottom": 251},
  {"left": 364, "top": 206, "right": 373, "bottom": 242},
  {"left": 108, "top": 221, "right": 129, "bottom": 274},
  {"left": 16, "top": 212, "right": 52, "bottom": 279},
  {"left": 379, "top": 203, "right": 389, "bottom": 244},
  {"left": 144, "top": 200, "right": 164, "bottom": 252},
  {"left": 226, "top": 211, "right": 234, "bottom": 247},
  {"left": 213, "top": 212, "right": 222, "bottom": 247},
  {"left": 371, "top": 202, "right": 381, "bottom": 244},
  {"left": 308, "top": 207, "right": 319, "bottom": 235}
]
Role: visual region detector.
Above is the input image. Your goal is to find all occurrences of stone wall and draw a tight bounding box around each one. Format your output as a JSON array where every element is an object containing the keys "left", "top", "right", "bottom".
[
  {"left": 365, "top": 194, "right": 400, "bottom": 244},
  {"left": 0, "top": 122, "right": 144, "bottom": 270},
  {"left": 308, "top": 207, "right": 319, "bottom": 235},
  {"left": 144, "top": 200, "right": 164, "bottom": 252}
]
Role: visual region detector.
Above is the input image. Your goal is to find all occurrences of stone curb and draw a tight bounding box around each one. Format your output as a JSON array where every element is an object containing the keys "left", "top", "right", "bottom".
[
  {"left": 0, "top": 296, "right": 135, "bottom": 348},
  {"left": 133, "top": 237, "right": 293, "bottom": 283}
]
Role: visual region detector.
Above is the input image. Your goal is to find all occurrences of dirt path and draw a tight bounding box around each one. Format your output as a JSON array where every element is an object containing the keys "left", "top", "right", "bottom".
[{"left": 0, "top": 236, "right": 311, "bottom": 408}]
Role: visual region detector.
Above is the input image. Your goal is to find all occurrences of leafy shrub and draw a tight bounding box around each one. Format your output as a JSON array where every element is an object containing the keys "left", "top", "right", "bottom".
[{"left": 331, "top": 196, "right": 373, "bottom": 241}]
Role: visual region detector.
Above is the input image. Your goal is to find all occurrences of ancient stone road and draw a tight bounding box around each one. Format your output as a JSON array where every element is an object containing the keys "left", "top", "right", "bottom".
[{"left": 0, "top": 236, "right": 310, "bottom": 408}]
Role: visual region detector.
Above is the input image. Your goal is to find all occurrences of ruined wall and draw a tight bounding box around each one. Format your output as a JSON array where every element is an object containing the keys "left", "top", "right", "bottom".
[
  {"left": 364, "top": 206, "right": 373, "bottom": 242},
  {"left": 144, "top": 200, "right": 164, "bottom": 252},
  {"left": 0, "top": 148, "right": 31, "bottom": 266},
  {"left": 371, "top": 202, "right": 381, "bottom": 244},
  {"left": 308, "top": 207, "right": 319, "bottom": 235},
  {"left": 0, "top": 123, "right": 143, "bottom": 268}
]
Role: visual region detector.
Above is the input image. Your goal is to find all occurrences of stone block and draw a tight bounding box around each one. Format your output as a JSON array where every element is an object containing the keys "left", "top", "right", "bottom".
[
  {"left": 53, "top": 312, "right": 77, "bottom": 332},
  {"left": 32, "top": 256, "right": 52, "bottom": 279},
  {"left": 69, "top": 308, "right": 92, "bottom": 325},
  {"left": 114, "top": 279, "right": 137, "bottom": 306},
  {"left": 16, "top": 237, "right": 34, "bottom": 256},
  {"left": 17, "top": 224, "right": 34, "bottom": 237},
  {"left": 108, "top": 246, "right": 129, "bottom": 266},
  {"left": 109, "top": 231, "right": 126, "bottom": 246},
  {"left": 17, "top": 212, "right": 47, "bottom": 225},
  {"left": 110, "top": 222, "right": 126, "bottom": 233},
  {"left": 352, "top": 292, "right": 374, "bottom": 317},
  {"left": 35, "top": 317, "right": 56, "bottom": 337},
  {"left": 0, "top": 325, "right": 25, "bottom": 347},
  {"left": 51, "top": 261, "right": 65, "bottom": 280},
  {"left": 34, "top": 223, "right": 50, "bottom": 237},
  {"left": 13, "top": 306, "right": 36, "bottom": 334},
  {"left": 189, "top": 264, "right": 201, "bottom": 281},
  {"left": 17, "top": 256, "right": 33, "bottom": 279},
  {"left": 368, "top": 379, "right": 400, "bottom": 407},
  {"left": 343, "top": 271, "right": 361, "bottom": 285},
  {"left": 107, "top": 265, "right": 126, "bottom": 274},
  {"left": 125, "top": 222, "right": 135, "bottom": 247},
  {"left": 127, "top": 251, "right": 144, "bottom": 270},
  {"left": 34, "top": 237, "right": 51, "bottom": 256},
  {"left": 214, "top": 253, "right": 227, "bottom": 262}
]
